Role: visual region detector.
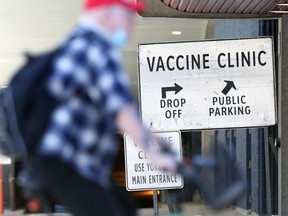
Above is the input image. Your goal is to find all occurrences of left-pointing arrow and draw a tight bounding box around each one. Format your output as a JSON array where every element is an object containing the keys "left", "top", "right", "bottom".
[{"left": 161, "top": 83, "right": 183, "bottom": 99}]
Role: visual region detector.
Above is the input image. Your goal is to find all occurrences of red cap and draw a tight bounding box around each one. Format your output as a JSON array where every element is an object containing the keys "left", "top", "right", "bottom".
[{"left": 84, "top": 0, "right": 146, "bottom": 13}]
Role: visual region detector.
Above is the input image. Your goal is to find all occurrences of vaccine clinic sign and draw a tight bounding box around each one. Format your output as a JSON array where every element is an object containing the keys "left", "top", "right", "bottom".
[
  {"left": 124, "top": 131, "right": 183, "bottom": 191},
  {"left": 138, "top": 38, "right": 276, "bottom": 131}
]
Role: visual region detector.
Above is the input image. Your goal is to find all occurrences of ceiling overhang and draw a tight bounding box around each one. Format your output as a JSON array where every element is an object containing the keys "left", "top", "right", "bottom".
[{"left": 160, "top": 0, "right": 288, "bottom": 14}]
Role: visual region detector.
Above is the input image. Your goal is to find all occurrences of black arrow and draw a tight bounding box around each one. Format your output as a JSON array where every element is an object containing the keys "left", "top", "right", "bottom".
[
  {"left": 222, "top": 80, "right": 236, "bottom": 95},
  {"left": 161, "top": 83, "right": 183, "bottom": 99}
]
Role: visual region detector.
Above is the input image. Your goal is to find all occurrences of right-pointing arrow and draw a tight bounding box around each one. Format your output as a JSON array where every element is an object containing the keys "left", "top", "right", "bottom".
[{"left": 161, "top": 83, "right": 183, "bottom": 99}]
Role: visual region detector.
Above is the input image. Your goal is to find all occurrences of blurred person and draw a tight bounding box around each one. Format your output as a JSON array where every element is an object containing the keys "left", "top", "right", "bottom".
[{"left": 27, "top": 0, "right": 179, "bottom": 215}]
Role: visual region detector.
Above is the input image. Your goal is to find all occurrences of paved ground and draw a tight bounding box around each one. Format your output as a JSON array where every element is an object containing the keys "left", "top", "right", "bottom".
[
  {"left": 1, "top": 204, "right": 249, "bottom": 216},
  {"left": 138, "top": 204, "right": 247, "bottom": 216}
]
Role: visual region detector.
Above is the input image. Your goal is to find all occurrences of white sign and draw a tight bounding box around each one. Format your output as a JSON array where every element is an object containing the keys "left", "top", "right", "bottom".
[
  {"left": 124, "top": 131, "right": 183, "bottom": 191},
  {"left": 138, "top": 37, "right": 276, "bottom": 130}
]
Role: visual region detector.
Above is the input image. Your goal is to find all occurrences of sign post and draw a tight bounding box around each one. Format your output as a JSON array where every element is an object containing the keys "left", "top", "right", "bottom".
[
  {"left": 153, "top": 190, "right": 159, "bottom": 216},
  {"left": 138, "top": 37, "right": 276, "bottom": 131}
]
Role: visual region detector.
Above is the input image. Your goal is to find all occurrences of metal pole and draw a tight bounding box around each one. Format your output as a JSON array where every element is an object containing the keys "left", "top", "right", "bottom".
[
  {"left": 0, "top": 156, "right": 3, "bottom": 214},
  {"left": 153, "top": 190, "right": 159, "bottom": 216},
  {"left": 264, "top": 127, "right": 272, "bottom": 215}
]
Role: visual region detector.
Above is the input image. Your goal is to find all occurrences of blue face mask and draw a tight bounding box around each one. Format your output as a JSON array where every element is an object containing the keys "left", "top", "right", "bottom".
[{"left": 112, "top": 29, "right": 128, "bottom": 48}]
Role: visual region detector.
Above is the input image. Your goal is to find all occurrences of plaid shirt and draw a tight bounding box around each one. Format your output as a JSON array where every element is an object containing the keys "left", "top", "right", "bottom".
[{"left": 38, "top": 24, "right": 134, "bottom": 186}]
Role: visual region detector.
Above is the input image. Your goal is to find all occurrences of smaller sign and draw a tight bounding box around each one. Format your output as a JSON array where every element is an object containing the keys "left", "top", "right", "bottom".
[{"left": 124, "top": 131, "right": 183, "bottom": 191}]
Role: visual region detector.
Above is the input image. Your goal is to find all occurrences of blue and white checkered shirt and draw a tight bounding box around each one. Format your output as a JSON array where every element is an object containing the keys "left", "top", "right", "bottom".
[{"left": 38, "top": 23, "right": 134, "bottom": 186}]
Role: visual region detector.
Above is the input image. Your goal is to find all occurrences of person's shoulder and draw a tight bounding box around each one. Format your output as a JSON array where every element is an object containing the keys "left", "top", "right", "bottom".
[{"left": 57, "top": 26, "right": 99, "bottom": 53}]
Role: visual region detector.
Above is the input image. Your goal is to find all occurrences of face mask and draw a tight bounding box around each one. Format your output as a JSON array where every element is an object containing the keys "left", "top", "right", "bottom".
[{"left": 112, "top": 28, "right": 128, "bottom": 48}]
